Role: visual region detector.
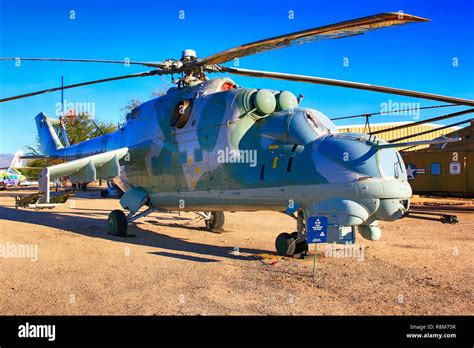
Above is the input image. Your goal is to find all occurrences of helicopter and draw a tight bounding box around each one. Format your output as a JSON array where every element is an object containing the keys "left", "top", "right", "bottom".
[{"left": 1, "top": 12, "right": 473, "bottom": 256}]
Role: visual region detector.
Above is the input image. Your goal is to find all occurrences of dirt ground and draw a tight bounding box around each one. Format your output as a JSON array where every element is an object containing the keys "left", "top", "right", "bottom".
[{"left": 0, "top": 186, "right": 472, "bottom": 315}]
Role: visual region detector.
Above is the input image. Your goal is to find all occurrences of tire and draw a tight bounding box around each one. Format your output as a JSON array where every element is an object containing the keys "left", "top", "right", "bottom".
[
  {"left": 206, "top": 211, "right": 225, "bottom": 232},
  {"left": 275, "top": 232, "right": 296, "bottom": 256},
  {"left": 108, "top": 210, "right": 128, "bottom": 236},
  {"left": 290, "top": 232, "right": 308, "bottom": 255},
  {"left": 100, "top": 190, "right": 109, "bottom": 198},
  {"left": 295, "top": 239, "right": 309, "bottom": 255}
]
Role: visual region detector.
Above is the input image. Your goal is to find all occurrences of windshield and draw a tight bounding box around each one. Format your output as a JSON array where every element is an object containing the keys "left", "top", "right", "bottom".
[{"left": 379, "top": 149, "right": 407, "bottom": 180}]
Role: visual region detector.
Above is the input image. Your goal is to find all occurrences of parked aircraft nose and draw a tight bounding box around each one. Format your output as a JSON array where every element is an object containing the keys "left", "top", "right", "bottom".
[{"left": 317, "top": 133, "right": 410, "bottom": 182}]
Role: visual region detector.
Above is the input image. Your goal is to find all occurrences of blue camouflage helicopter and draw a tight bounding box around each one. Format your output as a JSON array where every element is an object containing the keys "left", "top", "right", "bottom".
[{"left": 1, "top": 13, "right": 472, "bottom": 256}]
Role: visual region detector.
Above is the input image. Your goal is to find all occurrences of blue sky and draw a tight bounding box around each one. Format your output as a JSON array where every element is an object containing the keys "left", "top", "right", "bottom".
[{"left": 0, "top": 0, "right": 473, "bottom": 154}]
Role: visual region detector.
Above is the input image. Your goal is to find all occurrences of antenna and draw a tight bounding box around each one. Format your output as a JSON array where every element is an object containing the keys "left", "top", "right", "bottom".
[
  {"left": 59, "top": 75, "right": 71, "bottom": 147},
  {"left": 61, "top": 75, "right": 64, "bottom": 116}
]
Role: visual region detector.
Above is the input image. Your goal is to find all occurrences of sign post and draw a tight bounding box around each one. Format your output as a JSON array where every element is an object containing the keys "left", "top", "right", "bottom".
[
  {"left": 312, "top": 243, "right": 317, "bottom": 277},
  {"left": 306, "top": 216, "right": 328, "bottom": 277}
]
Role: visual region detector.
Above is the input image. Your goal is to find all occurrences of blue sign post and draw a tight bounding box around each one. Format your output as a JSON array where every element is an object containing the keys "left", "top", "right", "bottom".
[
  {"left": 306, "top": 216, "right": 328, "bottom": 277},
  {"left": 307, "top": 216, "right": 328, "bottom": 243}
]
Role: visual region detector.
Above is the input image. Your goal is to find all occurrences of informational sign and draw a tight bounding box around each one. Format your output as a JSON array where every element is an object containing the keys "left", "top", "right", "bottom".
[{"left": 307, "top": 216, "right": 328, "bottom": 243}]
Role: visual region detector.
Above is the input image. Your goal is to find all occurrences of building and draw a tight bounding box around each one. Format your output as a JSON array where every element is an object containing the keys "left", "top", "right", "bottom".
[{"left": 401, "top": 121, "right": 474, "bottom": 197}]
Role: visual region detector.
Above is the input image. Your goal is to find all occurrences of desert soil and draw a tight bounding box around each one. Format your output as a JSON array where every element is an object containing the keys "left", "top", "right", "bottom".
[{"left": 0, "top": 186, "right": 472, "bottom": 315}]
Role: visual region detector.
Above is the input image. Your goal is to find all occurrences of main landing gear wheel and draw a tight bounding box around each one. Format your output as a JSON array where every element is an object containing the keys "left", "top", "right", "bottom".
[
  {"left": 108, "top": 210, "right": 128, "bottom": 236},
  {"left": 205, "top": 211, "right": 225, "bottom": 233},
  {"left": 275, "top": 232, "right": 308, "bottom": 257},
  {"left": 275, "top": 232, "right": 296, "bottom": 256},
  {"left": 291, "top": 232, "right": 309, "bottom": 256}
]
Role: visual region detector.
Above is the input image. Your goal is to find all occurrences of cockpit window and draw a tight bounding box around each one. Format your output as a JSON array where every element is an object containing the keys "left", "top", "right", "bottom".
[
  {"left": 379, "top": 149, "right": 407, "bottom": 179},
  {"left": 305, "top": 111, "right": 330, "bottom": 134}
]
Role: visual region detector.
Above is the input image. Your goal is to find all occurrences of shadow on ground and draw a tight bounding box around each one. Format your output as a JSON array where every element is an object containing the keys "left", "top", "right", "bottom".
[{"left": 0, "top": 205, "right": 267, "bottom": 262}]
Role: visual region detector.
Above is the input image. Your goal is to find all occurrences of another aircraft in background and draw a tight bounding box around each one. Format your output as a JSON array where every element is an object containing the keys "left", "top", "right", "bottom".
[{"left": 0, "top": 151, "right": 38, "bottom": 189}]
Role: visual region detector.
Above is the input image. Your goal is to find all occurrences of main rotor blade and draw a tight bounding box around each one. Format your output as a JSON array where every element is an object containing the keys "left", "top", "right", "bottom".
[
  {"left": 0, "top": 57, "right": 165, "bottom": 68},
  {"left": 371, "top": 109, "right": 474, "bottom": 135},
  {"left": 201, "top": 12, "right": 429, "bottom": 65},
  {"left": 331, "top": 103, "right": 456, "bottom": 121},
  {"left": 388, "top": 117, "right": 473, "bottom": 143},
  {"left": 376, "top": 137, "right": 461, "bottom": 149},
  {"left": 0, "top": 70, "right": 162, "bottom": 103},
  {"left": 219, "top": 67, "right": 474, "bottom": 107}
]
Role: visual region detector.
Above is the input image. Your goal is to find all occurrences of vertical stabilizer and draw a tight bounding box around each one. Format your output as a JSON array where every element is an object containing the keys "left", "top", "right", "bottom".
[{"left": 35, "top": 113, "right": 64, "bottom": 156}]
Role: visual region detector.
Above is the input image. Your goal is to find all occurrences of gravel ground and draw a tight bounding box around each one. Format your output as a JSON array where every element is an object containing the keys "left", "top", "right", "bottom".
[{"left": 0, "top": 187, "right": 472, "bottom": 315}]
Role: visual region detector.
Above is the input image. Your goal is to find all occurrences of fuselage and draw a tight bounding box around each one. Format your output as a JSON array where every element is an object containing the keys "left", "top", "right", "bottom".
[{"left": 37, "top": 78, "right": 412, "bottom": 228}]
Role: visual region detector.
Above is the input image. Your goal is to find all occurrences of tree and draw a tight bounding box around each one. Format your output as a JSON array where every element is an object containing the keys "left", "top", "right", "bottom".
[{"left": 60, "top": 112, "right": 117, "bottom": 145}]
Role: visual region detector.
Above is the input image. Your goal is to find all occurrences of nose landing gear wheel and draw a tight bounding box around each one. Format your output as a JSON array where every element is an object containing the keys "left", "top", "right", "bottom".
[
  {"left": 275, "top": 232, "right": 297, "bottom": 256},
  {"left": 108, "top": 210, "right": 128, "bottom": 236}
]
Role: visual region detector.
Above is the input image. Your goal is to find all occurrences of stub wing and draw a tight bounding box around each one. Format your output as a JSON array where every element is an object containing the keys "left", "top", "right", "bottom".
[
  {"left": 38, "top": 147, "right": 128, "bottom": 203},
  {"left": 41, "top": 147, "right": 128, "bottom": 181}
]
